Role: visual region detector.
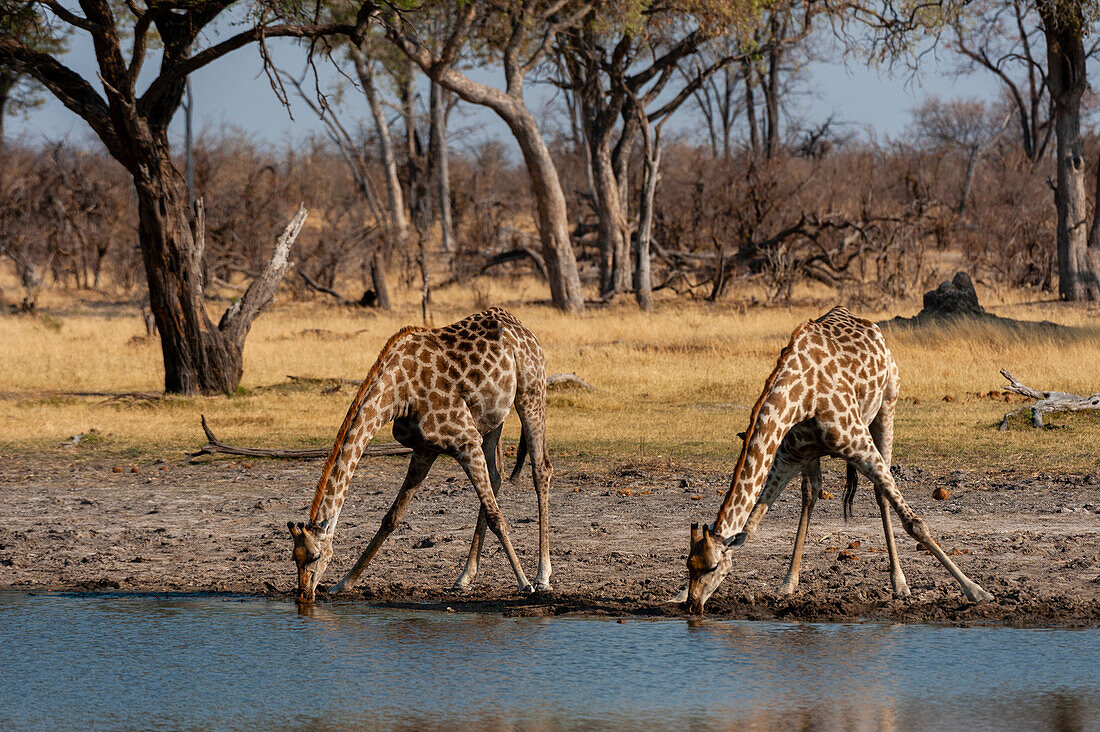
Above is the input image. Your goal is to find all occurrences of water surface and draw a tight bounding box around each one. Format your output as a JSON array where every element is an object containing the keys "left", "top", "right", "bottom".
[{"left": 1, "top": 593, "right": 1097, "bottom": 730}]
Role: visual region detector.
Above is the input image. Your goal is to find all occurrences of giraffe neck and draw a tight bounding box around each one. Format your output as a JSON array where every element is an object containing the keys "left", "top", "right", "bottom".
[
  {"left": 309, "top": 381, "right": 396, "bottom": 532},
  {"left": 714, "top": 372, "right": 808, "bottom": 539},
  {"left": 307, "top": 324, "right": 423, "bottom": 532}
]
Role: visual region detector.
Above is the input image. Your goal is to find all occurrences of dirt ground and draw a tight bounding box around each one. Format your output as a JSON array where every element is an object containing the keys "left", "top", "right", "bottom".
[{"left": 2, "top": 450, "right": 1098, "bottom": 626}]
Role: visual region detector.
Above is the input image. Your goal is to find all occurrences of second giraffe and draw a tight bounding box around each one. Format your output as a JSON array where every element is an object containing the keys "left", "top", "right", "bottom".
[
  {"left": 681, "top": 306, "right": 993, "bottom": 613},
  {"left": 289, "top": 307, "right": 552, "bottom": 604}
]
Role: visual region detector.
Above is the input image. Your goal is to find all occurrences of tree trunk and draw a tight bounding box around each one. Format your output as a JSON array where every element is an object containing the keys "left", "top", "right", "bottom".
[
  {"left": 430, "top": 81, "right": 454, "bottom": 255},
  {"left": 1044, "top": 6, "right": 1100, "bottom": 300},
  {"left": 635, "top": 124, "right": 663, "bottom": 311},
  {"left": 742, "top": 58, "right": 760, "bottom": 156},
  {"left": 353, "top": 47, "right": 403, "bottom": 310},
  {"left": 133, "top": 163, "right": 241, "bottom": 395},
  {"left": 763, "top": 16, "right": 784, "bottom": 160},
  {"left": 958, "top": 146, "right": 979, "bottom": 215},
  {"left": 507, "top": 109, "right": 585, "bottom": 313},
  {"left": 0, "top": 72, "right": 9, "bottom": 148},
  {"left": 402, "top": 63, "right": 433, "bottom": 236},
  {"left": 370, "top": 249, "right": 391, "bottom": 310},
  {"left": 591, "top": 142, "right": 631, "bottom": 297}
]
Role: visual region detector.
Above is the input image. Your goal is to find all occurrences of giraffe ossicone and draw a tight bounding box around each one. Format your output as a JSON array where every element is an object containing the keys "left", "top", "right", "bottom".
[
  {"left": 684, "top": 306, "right": 993, "bottom": 613},
  {"left": 289, "top": 308, "right": 553, "bottom": 604}
]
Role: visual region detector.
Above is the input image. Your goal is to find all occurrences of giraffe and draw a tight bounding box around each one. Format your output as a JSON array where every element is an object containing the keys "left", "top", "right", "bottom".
[
  {"left": 680, "top": 306, "right": 993, "bottom": 614},
  {"left": 288, "top": 307, "right": 553, "bottom": 604}
]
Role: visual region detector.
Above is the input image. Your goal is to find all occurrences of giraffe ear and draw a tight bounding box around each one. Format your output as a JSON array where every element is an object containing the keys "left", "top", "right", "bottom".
[
  {"left": 724, "top": 532, "right": 747, "bottom": 548},
  {"left": 287, "top": 521, "right": 300, "bottom": 538},
  {"left": 691, "top": 522, "right": 701, "bottom": 544}
]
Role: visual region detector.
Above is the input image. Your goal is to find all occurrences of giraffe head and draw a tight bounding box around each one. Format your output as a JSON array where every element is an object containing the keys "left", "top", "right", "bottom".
[
  {"left": 685, "top": 522, "right": 740, "bottom": 614},
  {"left": 288, "top": 518, "right": 334, "bottom": 604}
]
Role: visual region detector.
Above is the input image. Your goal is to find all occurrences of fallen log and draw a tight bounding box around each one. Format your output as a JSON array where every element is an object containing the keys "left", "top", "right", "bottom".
[
  {"left": 546, "top": 373, "right": 596, "bottom": 390},
  {"left": 997, "top": 368, "right": 1100, "bottom": 429},
  {"left": 189, "top": 414, "right": 412, "bottom": 460}
]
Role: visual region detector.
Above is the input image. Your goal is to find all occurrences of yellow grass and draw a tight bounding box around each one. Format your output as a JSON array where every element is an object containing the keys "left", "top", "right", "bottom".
[{"left": 2, "top": 270, "right": 1098, "bottom": 474}]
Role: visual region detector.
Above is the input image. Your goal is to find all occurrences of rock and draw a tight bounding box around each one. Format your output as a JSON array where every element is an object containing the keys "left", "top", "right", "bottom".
[
  {"left": 838, "top": 550, "right": 859, "bottom": 562},
  {"left": 413, "top": 537, "right": 436, "bottom": 549},
  {"left": 819, "top": 489, "right": 835, "bottom": 500},
  {"left": 847, "top": 540, "right": 861, "bottom": 549},
  {"left": 882, "top": 271, "right": 1060, "bottom": 330},
  {"left": 922, "top": 271, "right": 986, "bottom": 317},
  {"left": 934, "top": 487, "right": 951, "bottom": 501}
]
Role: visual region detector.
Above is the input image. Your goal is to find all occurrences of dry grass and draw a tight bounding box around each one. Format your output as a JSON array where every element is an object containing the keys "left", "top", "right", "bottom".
[{"left": 2, "top": 270, "right": 1098, "bottom": 474}]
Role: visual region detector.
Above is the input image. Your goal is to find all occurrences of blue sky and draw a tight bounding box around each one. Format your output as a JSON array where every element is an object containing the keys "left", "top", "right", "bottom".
[{"left": 7, "top": 28, "right": 999, "bottom": 155}]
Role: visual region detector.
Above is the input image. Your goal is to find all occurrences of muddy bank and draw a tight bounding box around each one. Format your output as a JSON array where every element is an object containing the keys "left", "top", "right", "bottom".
[{"left": 1, "top": 452, "right": 1097, "bottom": 626}]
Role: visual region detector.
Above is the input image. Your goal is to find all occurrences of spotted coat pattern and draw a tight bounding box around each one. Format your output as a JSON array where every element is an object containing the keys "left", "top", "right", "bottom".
[
  {"left": 290, "top": 308, "right": 553, "bottom": 603},
  {"left": 685, "top": 306, "right": 993, "bottom": 613}
]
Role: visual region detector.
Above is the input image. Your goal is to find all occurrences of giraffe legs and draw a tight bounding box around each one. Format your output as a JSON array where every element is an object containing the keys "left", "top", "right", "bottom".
[
  {"left": 824, "top": 409, "right": 992, "bottom": 603},
  {"left": 453, "top": 424, "right": 504, "bottom": 590},
  {"left": 329, "top": 450, "right": 438, "bottom": 595},
  {"left": 778, "top": 459, "right": 820, "bottom": 596},
  {"left": 869, "top": 403, "right": 910, "bottom": 597},
  {"left": 516, "top": 403, "right": 553, "bottom": 592},
  {"left": 455, "top": 425, "right": 534, "bottom": 594}
]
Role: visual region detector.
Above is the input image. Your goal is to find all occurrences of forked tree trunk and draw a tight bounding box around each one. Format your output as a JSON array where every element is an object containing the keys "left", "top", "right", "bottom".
[
  {"left": 133, "top": 165, "right": 240, "bottom": 394},
  {"left": 1044, "top": 4, "right": 1100, "bottom": 301},
  {"left": 132, "top": 147, "right": 306, "bottom": 395}
]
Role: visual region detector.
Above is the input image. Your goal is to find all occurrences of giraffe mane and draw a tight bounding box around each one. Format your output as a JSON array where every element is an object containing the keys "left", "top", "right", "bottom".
[
  {"left": 308, "top": 325, "right": 426, "bottom": 524},
  {"left": 716, "top": 321, "right": 811, "bottom": 523}
]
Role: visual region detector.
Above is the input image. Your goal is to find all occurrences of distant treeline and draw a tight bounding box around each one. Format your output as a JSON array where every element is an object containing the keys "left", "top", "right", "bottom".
[{"left": 0, "top": 117, "right": 1071, "bottom": 307}]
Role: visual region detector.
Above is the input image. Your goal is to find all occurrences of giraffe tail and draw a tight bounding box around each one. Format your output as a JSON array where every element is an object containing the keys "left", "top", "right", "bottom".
[
  {"left": 508, "top": 430, "right": 528, "bottom": 483},
  {"left": 842, "top": 463, "right": 858, "bottom": 522}
]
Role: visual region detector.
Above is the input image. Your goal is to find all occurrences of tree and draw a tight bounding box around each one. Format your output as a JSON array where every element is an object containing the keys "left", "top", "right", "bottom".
[
  {"left": 556, "top": 1, "right": 815, "bottom": 304},
  {"left": 1039, "top": 0, "right": 1100, "bottom": 299},
  {"left": 949, "top": 0, "right": 1056, "bottom": 163},
  {"left": 381, "top": 0, "right": 588, "bottom": 313},
  {"left": 911, "top": 97, "right": 1009, "bottom": 214},
  {"left": 845, "top": 0, "right": 1100, "bottom": 300},
  {"left": 0, "top": 2, "right": 369, "bottom": 393}
]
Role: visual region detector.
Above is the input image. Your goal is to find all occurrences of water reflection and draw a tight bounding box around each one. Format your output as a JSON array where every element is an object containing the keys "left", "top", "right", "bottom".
[{"left": 0, "top": 593, "right": 1097, "bottom": 731}]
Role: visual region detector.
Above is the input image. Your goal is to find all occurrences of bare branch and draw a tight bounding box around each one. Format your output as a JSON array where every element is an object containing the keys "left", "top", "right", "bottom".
[
  {"left": 190, "top": 415, "right": 412, "bottom": 460},
  {"left": 36, "top": 0, "right": 102, "bottom": 33},
  {"left": 219, "top": 205, "right": 309, "bottom": 348},
  {"left": 141, "top": 23, "right": 357, "bottom": 110}
]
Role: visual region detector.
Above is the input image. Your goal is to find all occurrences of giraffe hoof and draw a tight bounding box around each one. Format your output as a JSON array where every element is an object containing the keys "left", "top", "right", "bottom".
[
  {"left": 893, "top": 584, "right": 912, "bottom": 599},
  {"left": 519, "top": 583, "right": 535, "bottom": 595},
  {"left": 967, "top": 586, "right": 994, "bottom": 603},
  {"left": 777, "top": 581, "right": 798, "bottom": 596},
  {"left": 451, "top": 579, "right": 472, "bottom": 592},
  {"left": 534, "top": 582, "right": 552, "bottom": 594}
]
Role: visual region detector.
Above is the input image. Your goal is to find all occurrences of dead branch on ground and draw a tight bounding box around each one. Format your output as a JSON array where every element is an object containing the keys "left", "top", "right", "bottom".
[
  {"left": 998, "top": 369, "right": 1100, "bottom": 429},
  {"left": 546, "top": 373, "right": 596, "bottom": 390},
  {"left": 189, "top": 414, "right": 412, "bottom": 460}
]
